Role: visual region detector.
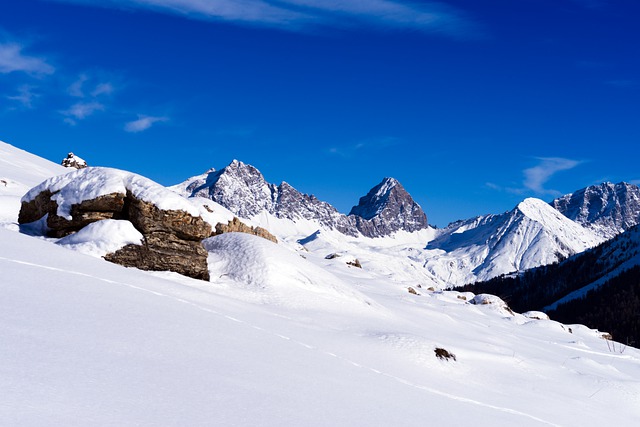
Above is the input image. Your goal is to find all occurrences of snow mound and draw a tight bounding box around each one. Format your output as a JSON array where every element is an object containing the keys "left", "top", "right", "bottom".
[
  {"left": 22, "top": 167, "right": 201, "bottom": 219},
  {"left": 469, "top": 294, "right": 516, "bottom": 317},
  {"left": 523, "top": 311, "right": 550, "bottom": 321},
  {"left": 56, "top": 219, "right": 143, "bottom": 258},
  {"left": 203, "top": 232, "right": 374, "bottom": 311}
]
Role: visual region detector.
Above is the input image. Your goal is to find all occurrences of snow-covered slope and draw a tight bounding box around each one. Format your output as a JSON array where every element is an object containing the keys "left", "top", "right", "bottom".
[
  {"left": 2, "top": 141, "right": 640, "bottom": 426},
  {"left": 425, "top": 198, "right": 603, "bottom": 285},
  {"left": 552, "top": 181, "right": 640, "bottom": 239},
  {"left": 0, "top": 140, "right": 67, "bottom": 224}
]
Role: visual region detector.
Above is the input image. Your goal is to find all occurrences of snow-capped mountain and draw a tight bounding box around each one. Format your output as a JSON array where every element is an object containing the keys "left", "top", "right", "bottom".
[
  {"left": 349, "top": 177, "right": 428, "bottom": 238},
  {"left": 425, "top": 198, "right": 603, "bottom": 284},
  {"left": 551, "top": 181, "right": 640, "bottom": 239},
  {"left": 173, "top": 161, "right": 429, "bottom": 238}
]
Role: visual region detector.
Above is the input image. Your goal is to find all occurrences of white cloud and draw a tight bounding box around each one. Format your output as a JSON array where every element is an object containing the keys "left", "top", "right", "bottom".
[
  {"left": 6, "top": 85, "right": 39, "bottom": 108},
  {"left": 61, "top": 101, "right": 105, "bottom": 125},
  {"left": 68, "top": 74, "right": 89, "bottom": 97},
  {"left": 0, "top": 42, "right": 54, "bottom": 75},
  {"left": 68, "top": 75, "right": 114, "bottom": 97},
  {"left": 91, "top": 82, "right": 115, "bottom": 97},
  {"left": 523, "top": 157, "right": 581, "bottom": 195},
  {"left": 49, "top": 0, "right": 475, "bottom": 35},
  {"left": 124, "top": 115, "right": 168, "bottom": 133},
  {"left": 630, "top": 180, "right": 640, "bottom": 186}
]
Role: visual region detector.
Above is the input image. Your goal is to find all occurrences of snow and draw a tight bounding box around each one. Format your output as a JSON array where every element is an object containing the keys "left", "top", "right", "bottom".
[
  {"left": 2, "top": 140, "right": 640, "bottom": 425},
  {"left": 0, "top": 140, "right": 67, "bottom": 225},
  {"left": 56, "top": 219, "right": 143, "bottom": 257},
  {"left": 22, "top": 166, "right": 201, "bottom": 219},
  {"left": 203, "top": 232, "right": 375, "bottom": 311}
]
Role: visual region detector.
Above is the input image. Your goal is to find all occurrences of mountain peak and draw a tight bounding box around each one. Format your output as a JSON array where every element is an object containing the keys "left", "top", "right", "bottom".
[
  {"left": 349, "top": 177, "right": 404, "bottom": 220},
  {"left": 349, "top": 177, "right": 428, "bottom": 237},
  {"left": 552, "top": 181, "right": 640, "bottom": 239}
]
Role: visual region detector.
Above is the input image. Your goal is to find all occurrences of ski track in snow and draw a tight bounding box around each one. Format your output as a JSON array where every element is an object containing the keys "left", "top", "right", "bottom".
[{"left": 0, "top": 255, "right": 561, "bottom": 427}]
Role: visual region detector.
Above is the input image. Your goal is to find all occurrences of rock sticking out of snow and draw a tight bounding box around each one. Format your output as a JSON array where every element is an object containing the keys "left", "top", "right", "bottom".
[
  {"left": 19, "top": 167, "right": 212, "bottom": 280},
  {"left": 61, "top": 152, "right": 88, "bottom": 169}
]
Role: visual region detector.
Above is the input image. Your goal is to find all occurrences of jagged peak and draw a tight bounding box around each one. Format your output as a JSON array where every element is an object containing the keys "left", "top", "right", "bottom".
[{"left": 349, "top": 177, "right": 410, "bottom": 220}]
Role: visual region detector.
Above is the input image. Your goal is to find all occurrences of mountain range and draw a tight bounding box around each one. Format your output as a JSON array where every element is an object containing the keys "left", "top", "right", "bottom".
[
  {"left": 173, "top": 160, "right": 640, "bottom": 285},
  {"left": 172, "top": 160, "right": 428, "bottom": 238}
]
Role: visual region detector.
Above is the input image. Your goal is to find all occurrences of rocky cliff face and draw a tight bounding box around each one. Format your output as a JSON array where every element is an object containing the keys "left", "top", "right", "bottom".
[
  {"left": 551, "top": 182, "right": 640, "bottom": 239},
  {"left": 174, "top": 162, "right": 429, "bottom": 238},
  {"left": 349, "top": 177, "right": 428, "bottom": 237},
  {"left": 19, "top": 167, "right": 211, "bottom": 280}
]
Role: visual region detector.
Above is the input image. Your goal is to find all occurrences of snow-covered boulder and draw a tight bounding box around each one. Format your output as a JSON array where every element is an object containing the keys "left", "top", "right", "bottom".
[
  {"left": 469, "top": 293, "right": 515, "bottom": 317},
  {"left": 19, "top": 167, "right": 212, "bottom": 280},
  {"left": 61, "top": 152, "right": 87, "bottom": 169}
]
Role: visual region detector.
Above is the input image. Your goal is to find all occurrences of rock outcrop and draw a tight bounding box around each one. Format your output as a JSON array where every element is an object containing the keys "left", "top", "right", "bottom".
[
  {"left": 61, "top": 152, "right": 87, "bottom": 169},
  {"left": 214, "top": 217, "right": 278, "bottom": 243},
  {"left": 19, "top": 167, "right": 211, "bottom": 280}
]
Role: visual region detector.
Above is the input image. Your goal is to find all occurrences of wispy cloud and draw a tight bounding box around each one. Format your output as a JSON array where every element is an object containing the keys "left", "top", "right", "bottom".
[
  {"left": 49, "top": 0, "right": 476, "bottom": 36},
  {"left": 124, "top": 114, "right": 168, "bottom": 133},
  {"left": 328, "top": 136, "right": 399, "bottom": 158},
  {"left": 61, "top": 101, "right": 105, "bottom": 125},
  {"left": 68, "top": 74, "right": 115, "bottom": 97},
  {"left": 6, "top": 85, "right": 39, "bottom": 108},
  {"left": 91, "top": 82, "right": 115, "bottom": 97},
  {"left": 487, "top": 157, "right": 583, "bottom": 196},
  {"left": 0, "top": 42, "right": 54, "bottom": 75},
  {"left": 523, "top": 157, "right": 582, "bottom": 195},
  {"left": 631, "top": 180, "right": 640, "bottom": 186},
  {"left": 68, "top": 74, "right": 88, "bottom": 97}
]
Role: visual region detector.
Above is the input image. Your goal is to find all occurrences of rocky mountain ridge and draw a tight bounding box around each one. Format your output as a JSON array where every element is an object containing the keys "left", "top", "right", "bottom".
[
  {"left": 173, "top": 160, "right": 429, "bottom": 238},
  {"left": 551, "top": 181, "right": 640, "bottom": 239}
]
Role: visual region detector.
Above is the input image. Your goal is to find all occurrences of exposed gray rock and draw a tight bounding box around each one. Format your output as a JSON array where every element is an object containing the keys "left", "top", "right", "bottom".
[
  {"left": 349, "top": 177, "right": 428, "bottom": 237},
  {"left": 551, "top": 182, "right": 640, "bottom": 239},
  {"left": 174, "top": 161, "right": 429, "bottom": 238}
]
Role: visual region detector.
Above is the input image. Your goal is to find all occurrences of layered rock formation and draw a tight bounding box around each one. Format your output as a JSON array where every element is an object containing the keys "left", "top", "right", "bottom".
[
  {"left": 214, "top": 217, "right": 278, "bottom": 243},
  {"left": 19, "top": 167, "right": 211, "bottom": 280}
]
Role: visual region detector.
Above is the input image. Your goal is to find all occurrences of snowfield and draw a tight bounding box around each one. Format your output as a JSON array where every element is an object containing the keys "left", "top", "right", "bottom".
[{"left": 2, "top": 140, "right": 640, "bottom": 426}]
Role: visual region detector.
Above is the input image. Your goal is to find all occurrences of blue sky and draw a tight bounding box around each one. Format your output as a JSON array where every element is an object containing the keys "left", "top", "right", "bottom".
[{"left": 1, "top": 0, "right": 639, "bottom": 226}]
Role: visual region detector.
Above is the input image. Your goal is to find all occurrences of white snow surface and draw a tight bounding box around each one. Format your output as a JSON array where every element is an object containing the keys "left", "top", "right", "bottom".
[
  {"left": 22, "top": 166, "right": 201, "bottom": 219},
  {"left": 0, "top": 140, "right": 67, "bottom": 225},
  {"left": 203, "top": 232, "right": 375, "bottom": 311},
  {"left": 55, "top": 219, "right": 143, "bottom": 258},
  {"left": 2, "top": 141, "right": 640, "bottom": 426}
]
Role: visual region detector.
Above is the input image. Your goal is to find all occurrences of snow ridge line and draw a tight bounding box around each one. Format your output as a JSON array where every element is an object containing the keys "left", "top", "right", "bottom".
[{"left": 0, "top": 255, "right": 560, "bottom": 426}]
